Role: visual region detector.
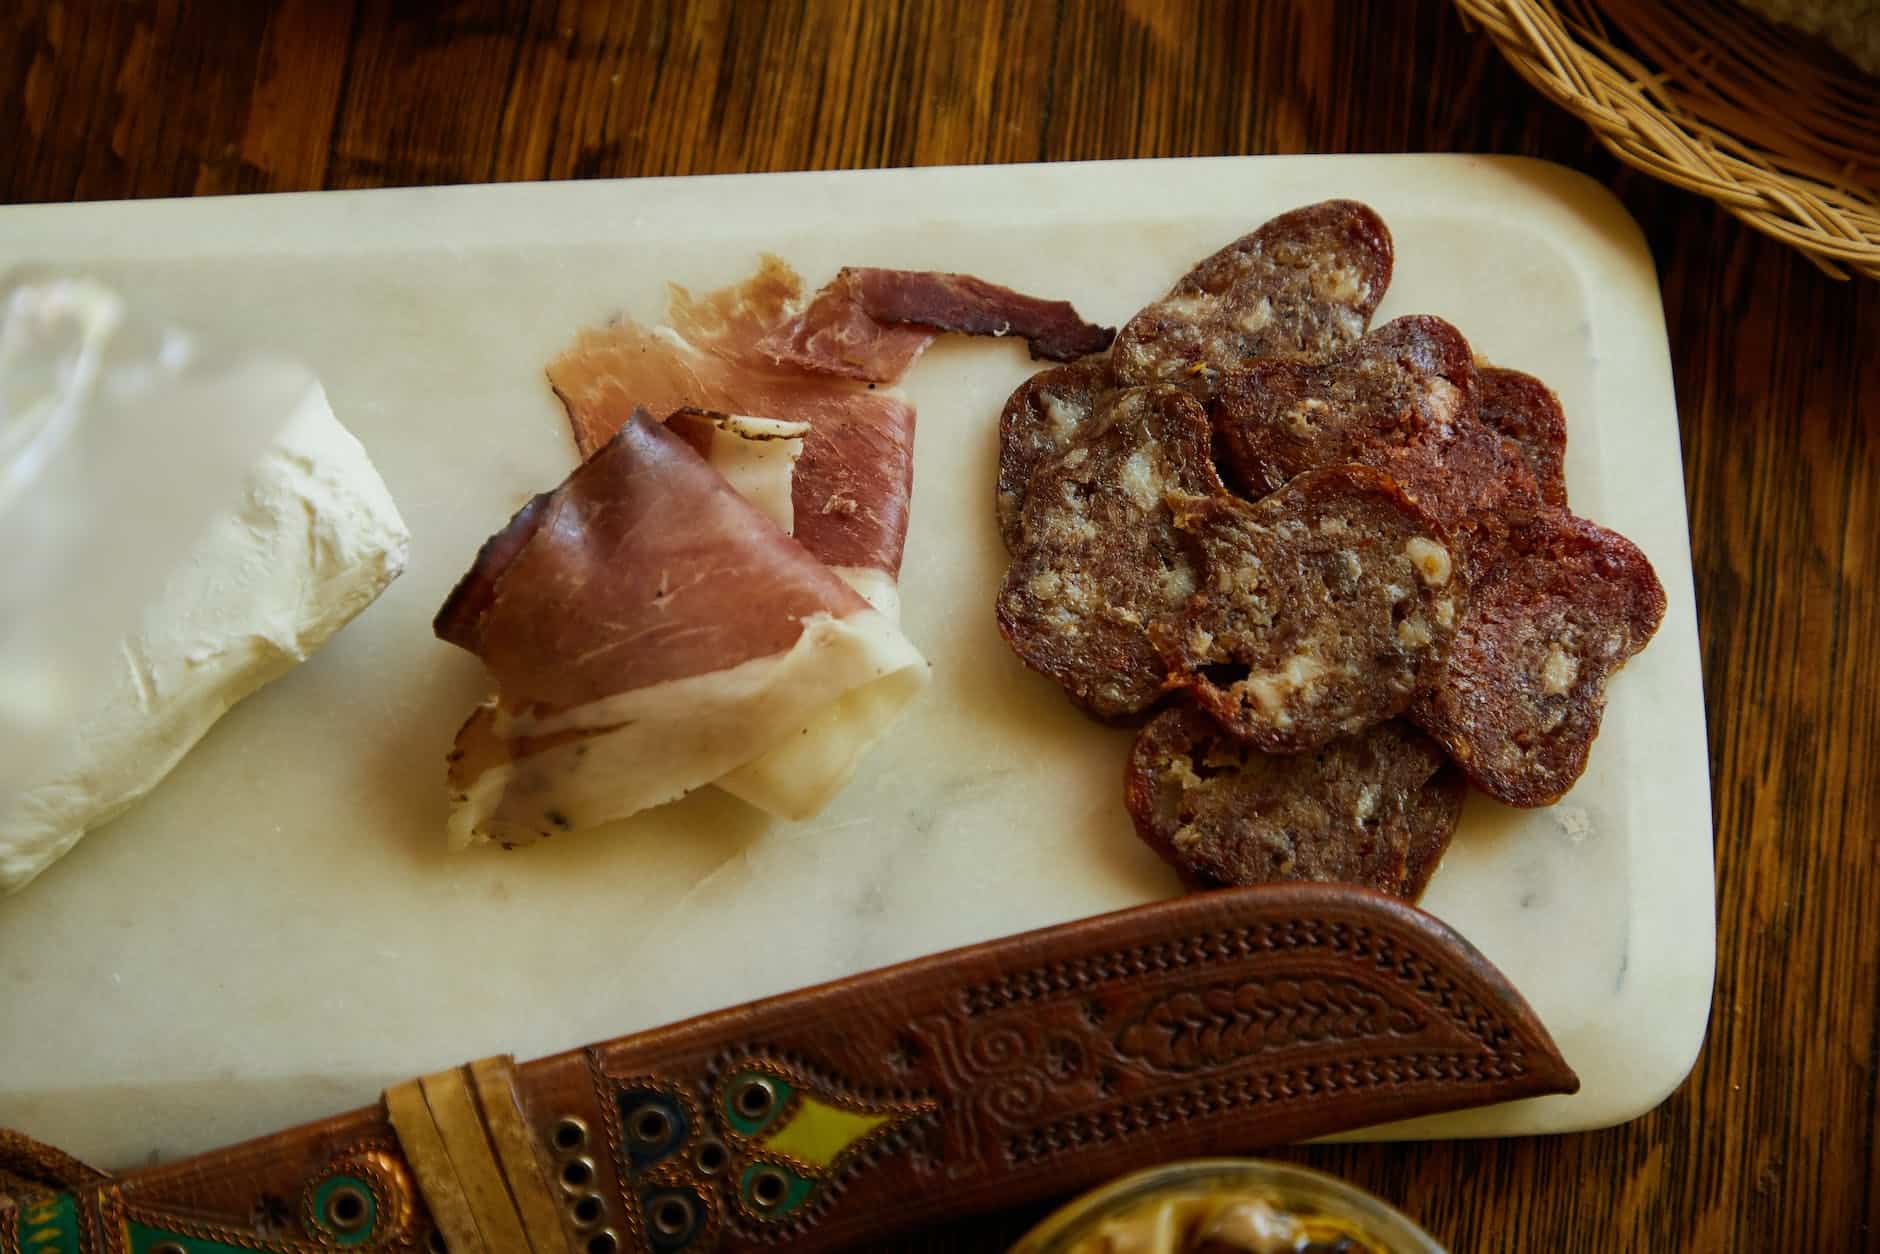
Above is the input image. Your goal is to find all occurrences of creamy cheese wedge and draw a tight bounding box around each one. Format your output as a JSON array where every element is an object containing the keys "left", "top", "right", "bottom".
[{"left": 0, "top": 384, "right": 409, "bottom": 894}]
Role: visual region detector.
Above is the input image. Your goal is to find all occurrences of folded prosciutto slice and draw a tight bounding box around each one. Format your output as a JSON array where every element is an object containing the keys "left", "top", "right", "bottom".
[{"left": 435, "top": 412, "right": 928, "bottom": 848}]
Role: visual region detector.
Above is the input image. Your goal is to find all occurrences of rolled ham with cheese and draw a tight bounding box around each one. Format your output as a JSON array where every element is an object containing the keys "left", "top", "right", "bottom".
[{"left": 435, "top": 411, "right": 928, "bottom": 848}]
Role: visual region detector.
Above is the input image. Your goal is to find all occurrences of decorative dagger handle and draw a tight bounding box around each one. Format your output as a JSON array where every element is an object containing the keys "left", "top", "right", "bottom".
[{"left": 2, "top": 884, "right": 1575, "bottom": 1254}]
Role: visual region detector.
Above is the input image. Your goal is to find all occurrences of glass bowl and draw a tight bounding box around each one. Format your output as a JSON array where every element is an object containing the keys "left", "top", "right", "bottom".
[{"left": 1009, "top": 1158, "right": 1445, "bottom": 1254}]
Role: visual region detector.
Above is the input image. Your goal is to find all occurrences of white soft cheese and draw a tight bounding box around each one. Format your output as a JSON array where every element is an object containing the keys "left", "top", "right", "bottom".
[
  {"left": 0, "top": 385, "right": 409, "bottom": 894},
  {"left": 687, "top": 413, "right": 807, "bottom": 533}
]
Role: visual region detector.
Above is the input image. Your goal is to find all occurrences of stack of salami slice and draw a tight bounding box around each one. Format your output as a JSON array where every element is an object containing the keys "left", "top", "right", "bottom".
[{"left": 995, "top": 202, "right": 1666, "bottom": 901}]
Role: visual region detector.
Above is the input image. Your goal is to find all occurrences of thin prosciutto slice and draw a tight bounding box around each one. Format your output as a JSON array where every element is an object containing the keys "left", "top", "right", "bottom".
[
  {"left": 435, "top": 412, "right": 927, "bottom": 848},
  {"left": 549, "top": 258, "right": 918, "bottom": 616},
  {"left": 548, "top": 255, "right": 1112, "bottom": 616}
]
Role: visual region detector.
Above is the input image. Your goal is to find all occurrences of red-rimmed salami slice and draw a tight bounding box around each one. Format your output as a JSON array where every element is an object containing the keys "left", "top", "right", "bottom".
[
  {"left": 1112, "top": 199, "right": 1394, "bottom": 394},
  {"left": 996, "top": 200, "right": 1397, "bottom": 549},
  {"left": 994, "top": 358, "right": 1115, "bottom": 550},
  {"left": 1212, "top": 314, "right": 1534, "bottom": 526},
  {"left": 1151, "top": 464, "right": 1462, "bottom": 754},
  {"left": 1478, "top": 364, "right": 1570, "bottom": 509},
  {"left": 1400, "top": 765, "right": 1465, "bottom": 900},
  {"left": 996, "top": 386, "right": 1224, "bottom": 721},
  {"left": 1411, "top": 508, "right": 1665, "bottom": 807},
  {"left": 1125, "top": 703, "right": 1464, "bottom": 900}
]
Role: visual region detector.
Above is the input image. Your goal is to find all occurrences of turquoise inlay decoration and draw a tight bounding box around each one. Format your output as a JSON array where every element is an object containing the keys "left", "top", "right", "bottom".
[
  {"left": 720, "top": 1071, "right": 793, "bottom": 1138},
  {"left": 735, "top": 1161, "right": 814, "bottom": 1220},
  {"left": 13, "top": 1192, "right": 80, "bottom": 1253},
  {"left": 308, "top": 1174, "right": 379, "bottom": 1247}
]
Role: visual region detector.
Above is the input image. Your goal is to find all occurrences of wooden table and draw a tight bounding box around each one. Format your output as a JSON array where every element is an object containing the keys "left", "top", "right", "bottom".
[{"left": 6, "top": 2, "right": 1875, "bottom": 1248}]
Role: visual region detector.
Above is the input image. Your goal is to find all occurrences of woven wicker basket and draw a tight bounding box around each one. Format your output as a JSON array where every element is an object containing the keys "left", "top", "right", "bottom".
[{"left": 1456, "top": 0, "right": 1880, "bottom": 280}]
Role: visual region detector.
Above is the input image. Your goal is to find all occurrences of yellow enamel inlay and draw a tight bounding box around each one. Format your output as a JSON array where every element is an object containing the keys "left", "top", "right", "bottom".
[{"left": 759, "top": 1098, "right": 889, "bottom": 1168}]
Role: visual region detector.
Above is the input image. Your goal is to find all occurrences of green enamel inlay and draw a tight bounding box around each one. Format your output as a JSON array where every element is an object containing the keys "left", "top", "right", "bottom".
[
  {"left": 721, "top": 1071, "right": 794, "bottom": 1137},
  {"left": 309, "top": 1174, "right": 378, "bottom": 1247},
  {"left": 13, "top": 1193, "right": 80, "bottom": 1253},
  {"left": 737, "top": 1161, "right": 815, "bottom": 1219},
  {"left": 127, "top": 1221, "right": 265, "bottom": 1253},
  {"left": 759, "top": 1097, "right": 889, "bottom": 1168}
]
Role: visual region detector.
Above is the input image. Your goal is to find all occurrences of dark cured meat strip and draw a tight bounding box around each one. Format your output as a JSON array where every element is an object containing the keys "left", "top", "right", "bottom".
[
  {"left": 434, "top": 410, "right": 869, "bottom": 711},
  {"left": 758, "top": 267, "right": 1115, "bottom": 384},
  {"left": 1478, "top": 365, "right": 1570, "bottom": 508},
  {"left": 1151, "top": 465, "right": 1462, "bottom": 754},
  {"left": 1111, "top": 200, "right": 1394, "bottom": 395},
  {"left": 1411, "top": 508, "right": 1664, "bottom": 807},
  {"left": 996, "top": 387, "right": 1223, "bottom": 720},
  {"left": 1212, "top": 315, "right": 1535, "bottom": 526},
  {"left": 1125, "top": 704, "right": 1463, "bottom": 901},
  {"left": 994, "top": 359, "right": 1116, "bottom": 550},
  {"left": 851, "top": 268, "right": 1115, "bottom": 363}
]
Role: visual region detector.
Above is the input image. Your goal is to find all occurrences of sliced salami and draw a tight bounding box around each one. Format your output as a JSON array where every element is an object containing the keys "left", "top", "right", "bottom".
[
  {"left": 1478, "top": 365, "right": 1570, "bottom": 508},
  {"left": 1401, "top": 763, "right": 1467, "bottom": 899},
  {"left": 1125, "top": 704, "right": 1464, "bottom": 900},
  {"left": 1112, "top": 199, "right": 1393, "bottom": 394},
  {"left": 994, "top": 358, "right": 1115, "bottom": 550},
  {"left": 1412, "top": 508, "right": 1665, "bottom": 807},
  {"left": 1151, "top": 465, "right": 1462, "bottom": 753},
  {"left": 1212, "top": 314, "right": 1535, "bottom": 526},
  {"left": 996, "top": 386, "right": 1223, "bottom": 720}
]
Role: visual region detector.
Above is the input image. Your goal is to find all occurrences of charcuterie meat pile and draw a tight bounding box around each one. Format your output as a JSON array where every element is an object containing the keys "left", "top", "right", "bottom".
[
  {"left": 995, "top": 201, "right": 1666, "bottom": 900},
  {"left": 437, "top": 256, "right": 1115, "bottom": 848}
]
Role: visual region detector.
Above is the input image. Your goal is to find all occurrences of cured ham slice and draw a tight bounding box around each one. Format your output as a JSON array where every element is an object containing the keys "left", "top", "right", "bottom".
[
  {"left": 548, "top": 256, "right": 1112, "bottom": 614},
  {"left": 435, "top": 412, "right": 927, "bottom": 847},
  {"left": 548, "top": 257, "right": 918, "bottom": 616}
]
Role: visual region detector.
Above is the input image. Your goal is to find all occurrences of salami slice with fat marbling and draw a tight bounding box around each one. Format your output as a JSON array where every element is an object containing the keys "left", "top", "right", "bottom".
[
  {"left": 1151, "top": 465, "right": 1463, "bottom": 753},
  {"left": 1112, "top": 199, "right": 1394, "bottom": 394},
  {"left": 1125, "top": 703, "right": 1464, "bottom": 900},
  {"left": 996, "top": 386, "right": 1223, "bottom": 721},
  {"left": 1411, "top": 508, "right": 1665, "bottom": 807}
]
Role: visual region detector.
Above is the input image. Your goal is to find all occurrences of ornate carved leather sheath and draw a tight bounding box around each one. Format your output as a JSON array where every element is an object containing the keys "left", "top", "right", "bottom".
[{"left": 1, "top": 884, "right": 1575, "bottom": 1253}]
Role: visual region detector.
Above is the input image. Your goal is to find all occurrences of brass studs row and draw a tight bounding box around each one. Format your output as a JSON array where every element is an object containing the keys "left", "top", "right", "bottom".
[{"left": 551, "top": 1115, "right": 618, "bottom": 1254}]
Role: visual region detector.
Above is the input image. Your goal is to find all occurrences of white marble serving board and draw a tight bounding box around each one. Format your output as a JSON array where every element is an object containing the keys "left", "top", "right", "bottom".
[{"left": 0, "top": 157, "right": 1713, "bottom": 1168}]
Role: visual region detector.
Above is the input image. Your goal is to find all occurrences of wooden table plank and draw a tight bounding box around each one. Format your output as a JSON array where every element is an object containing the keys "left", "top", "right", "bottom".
[{"left": 5, "top": 1, "right": 1877, "bottom": 1249}]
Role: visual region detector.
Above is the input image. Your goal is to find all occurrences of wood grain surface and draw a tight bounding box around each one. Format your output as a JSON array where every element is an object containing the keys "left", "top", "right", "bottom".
[{"left": 4, "top": 1, "right": 1876, "bottom": 1250}]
